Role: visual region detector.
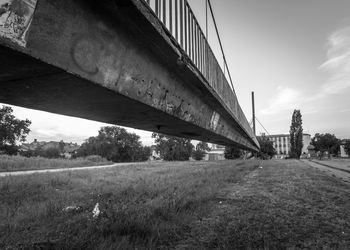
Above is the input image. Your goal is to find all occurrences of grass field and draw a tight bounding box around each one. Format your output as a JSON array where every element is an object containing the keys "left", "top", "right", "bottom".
[
  {"left": 0, "top": 159, "right": 349, "bottom": 249},
  {"left": 0, "top": 155, "right": 112, "bottom": 172}
]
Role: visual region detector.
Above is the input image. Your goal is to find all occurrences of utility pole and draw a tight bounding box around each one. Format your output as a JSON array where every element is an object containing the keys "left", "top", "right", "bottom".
[{"left": 251, "top": 91, "right": 256, "bottom": 136}]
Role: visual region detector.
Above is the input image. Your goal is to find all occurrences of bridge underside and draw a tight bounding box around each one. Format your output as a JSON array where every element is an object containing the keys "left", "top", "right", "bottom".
[{"left": 0, "top": 0, "right": 259, "bottom": 151}]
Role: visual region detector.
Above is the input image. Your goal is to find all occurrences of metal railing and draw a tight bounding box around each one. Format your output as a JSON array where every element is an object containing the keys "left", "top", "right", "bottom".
[
  {"left": 143, "top": 0, "right": 234, "bottom": 90},
  {"left": 142, "top": 0, "right": 254, "bottom": 141}
]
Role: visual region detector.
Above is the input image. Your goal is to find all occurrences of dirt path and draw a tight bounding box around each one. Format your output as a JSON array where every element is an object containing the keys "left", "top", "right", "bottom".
[
  {"left": 301, "top": 159, "right": 350, "bottom": 183},
  {"left": 0, "top": 162, "right": 144, "bottom": 177}
]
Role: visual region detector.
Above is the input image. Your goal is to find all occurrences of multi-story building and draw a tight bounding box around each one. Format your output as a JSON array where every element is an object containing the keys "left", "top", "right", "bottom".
[
  {"left": 340, "top": 140, "right": 350, "bottom": 158},
  {"left": 263, "top": 133, "right": 311, "bottom": 158}
]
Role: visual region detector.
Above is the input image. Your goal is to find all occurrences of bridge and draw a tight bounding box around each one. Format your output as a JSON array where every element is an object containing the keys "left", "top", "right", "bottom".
[{"left": 0, "top": 0, "right": 259, "bottom": 151}]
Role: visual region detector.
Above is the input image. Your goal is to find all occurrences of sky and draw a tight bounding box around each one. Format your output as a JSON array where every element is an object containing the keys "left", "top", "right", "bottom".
[{"left": 2, "top": 0, "right": 350, "bottom": 145}]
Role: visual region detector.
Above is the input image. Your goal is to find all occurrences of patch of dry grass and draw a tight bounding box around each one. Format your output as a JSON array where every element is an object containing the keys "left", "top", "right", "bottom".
[{"left": 0, "top": 155, "right": 112, "bottom": 172}]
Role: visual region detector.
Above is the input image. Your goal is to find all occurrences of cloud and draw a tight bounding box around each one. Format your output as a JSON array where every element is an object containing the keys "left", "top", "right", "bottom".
[
  {"left": 319, "top": 25, "right": 350, "bottom": 94},
  {"left": 260, "top": 86, "right": 301, "bottom": 115}
]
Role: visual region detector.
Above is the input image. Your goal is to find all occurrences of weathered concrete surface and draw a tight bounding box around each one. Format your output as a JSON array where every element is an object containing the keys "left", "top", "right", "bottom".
[{"left": 0, "top": 0, "right": 259, "bottom": 151}]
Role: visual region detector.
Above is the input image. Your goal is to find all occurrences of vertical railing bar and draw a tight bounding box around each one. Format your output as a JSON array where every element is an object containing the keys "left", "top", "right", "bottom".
[
  {"left": 197, "top": 24, "right": 200, "bottom": 68},
  {"left": 175, "top": 0, "right": 178, "bottom": 40},
  {"left": 209, "top": 51, "right": 214, "bottom": 86},
  {"left": 184, "top": 4, "right": 187, "bottom": 53},
  {"left": 193, "top": 14, "right": 196, "bottom": 64},
  {"left": 188, "top": 10, "right": 191, "bottom": 60},
  {"left": 197, "top": 25, "right": 200, "bottom": 69},
  {"left": 189, "top": 10, "right": 192, "bottom": 59},
  {"left": 196, "top": 23, "right": 199, "bottom": 68},
  {"left": 197, "top": 25, "right": 200, "bottom": 70},
  {"left": 202, "top": 35, "right": 204, "bottom": 76},
  {"left": 204, "top": 36, "right": 206, "bottom": 75},
  {"left": 179, "top": 0, "right": 183, "bottom": 48},
  {"left": 159, "top": 0, "right": 162, "bottom": 19},
  {"left": 155, "top": 0, "right": 159, "bottom": 16},
  {"left": 202, "top": 35, "right": 205, "bottom": 74},
  {"left": 169, "top": 0, "right": 172, "bottom": 34},
  {"left": 203, "top": 36, "right": 206, "bottom": 75},
  {"left": 209, "top": 48, "right": 211, "bottom": 84},
  {"left": 193, "top": 18, "right": 196, "bottom": 65},
  {"left": 163, "top": 0, "right": 166, "bottom": 25},
  {"left": 208, "top": 43, "right": 210, "bottom": 80},
  {"left": 196, "top": 27, "right": 201, "bottom": 69},
  {"left": 192, "top": 15, "right": 194, "bottom": 63},
  {"left": 202, "top": 35, "right": 204, "bottom": 73},
  {"left": 200, "top": 33, "right": 202, "bottom": 72},
  {"left": 200, "top": 33, "right": 203, "bottom": 72},
  {"left": 191, "top": 13, "right": 194, "bottom": 62}
]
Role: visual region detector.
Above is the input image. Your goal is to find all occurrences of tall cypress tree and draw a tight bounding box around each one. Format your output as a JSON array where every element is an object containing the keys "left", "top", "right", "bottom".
[{"left": 289, "top": 110, "right": 303, "bottom": 158}]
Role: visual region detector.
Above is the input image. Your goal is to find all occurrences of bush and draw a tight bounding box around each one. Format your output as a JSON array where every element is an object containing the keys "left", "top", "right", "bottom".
[
  {"left": 41, "top": 148, "right": 61, "bottom": 159},
  {"left": 83, "top": 155, "right": 108, "bottom": 163},
  {"left": 192, "top": 149, "right": 206, "bottom": 160},
  {"left": 76, "top": 126, "right": 151, "bottom": 162},
  {"left": 224, "top": 146, "right": 241, "bottom": 159},
  {"left": 0, "top": 145, "right": 19, "bottom": 155}
]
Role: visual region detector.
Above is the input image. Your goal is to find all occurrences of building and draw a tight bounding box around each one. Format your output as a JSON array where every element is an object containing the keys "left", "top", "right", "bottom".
[
  {"left": 340, "top": 140, "right": 349, "bottom": 158},
  {"left": 149, "top": 145, "right": 161, "bottom": 160},
  {"left": 263, "top": 133, "right": 311, "bottom": 158},
  {"left": 20, "top": 139, "right": 80, "bottom": 158},
  {"left": 307, "top": 145, "right": 316, "bottom": 158},
  {"left": 205, "top": 144, "right": 225, "bottom": 161}
]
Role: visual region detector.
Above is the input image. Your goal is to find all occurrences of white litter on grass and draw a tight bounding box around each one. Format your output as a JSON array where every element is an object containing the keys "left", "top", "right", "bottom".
[
  {"left": 92, "top": 203, "right": 101, "bottom": 218},
  {"left": 62, "top": 206, "right": 82, "bottom": 213}
]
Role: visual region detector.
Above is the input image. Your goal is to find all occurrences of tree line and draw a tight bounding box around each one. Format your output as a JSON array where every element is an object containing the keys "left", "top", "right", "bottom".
[{"left": 1, "top": 105, "right": 350, "bottom": 161}]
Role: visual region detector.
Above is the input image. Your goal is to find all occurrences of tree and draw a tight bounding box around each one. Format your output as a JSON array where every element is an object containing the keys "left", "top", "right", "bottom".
[
  {"left": 192, "top": 141, "right": 210, "bottom": 160},
  {"left": 58, "top": 140, "right": 65, "bottom": 154},
  {"left": 152, "top": 133, "right": 194, "bottom": 161},
  {"left": 196, "top": 141, "right": 210, "bottom": 151},
  {"left": 344, "top": 140, "right": 350, "bottom": 156},
  {"left": 257, "top": 135, "right": 276, "bottom": 159},
  {"left": 41, "top": 147, "right": 61, "bottom": 159},
  {"left": 76, "top": 126, "right": 150, "bottom": 162},
  {"left": 311, "top": 133, "right": 340, "bottom": 158},
  {"left": 224, "top": 146, "right": 241, "bottom": 159},
  {"left": 289, "top": 110, "right": 303, "bottom": 158},
  {"left": 0, "top": 105, "right": 31, "bottom": 155}
]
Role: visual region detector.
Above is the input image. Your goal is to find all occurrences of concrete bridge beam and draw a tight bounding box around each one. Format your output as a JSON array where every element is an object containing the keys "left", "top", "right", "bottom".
[{"left": 0, "top": 0, "right": 259, "bottom": 151}]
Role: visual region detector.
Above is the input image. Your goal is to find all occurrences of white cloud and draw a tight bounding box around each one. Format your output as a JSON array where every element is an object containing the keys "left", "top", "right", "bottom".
[
  {"left": 319, "top": 25, "right": 350, "bottom": 94},
  {"left": 260, "top": 86, "right": 301, "bottom": 115}
]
